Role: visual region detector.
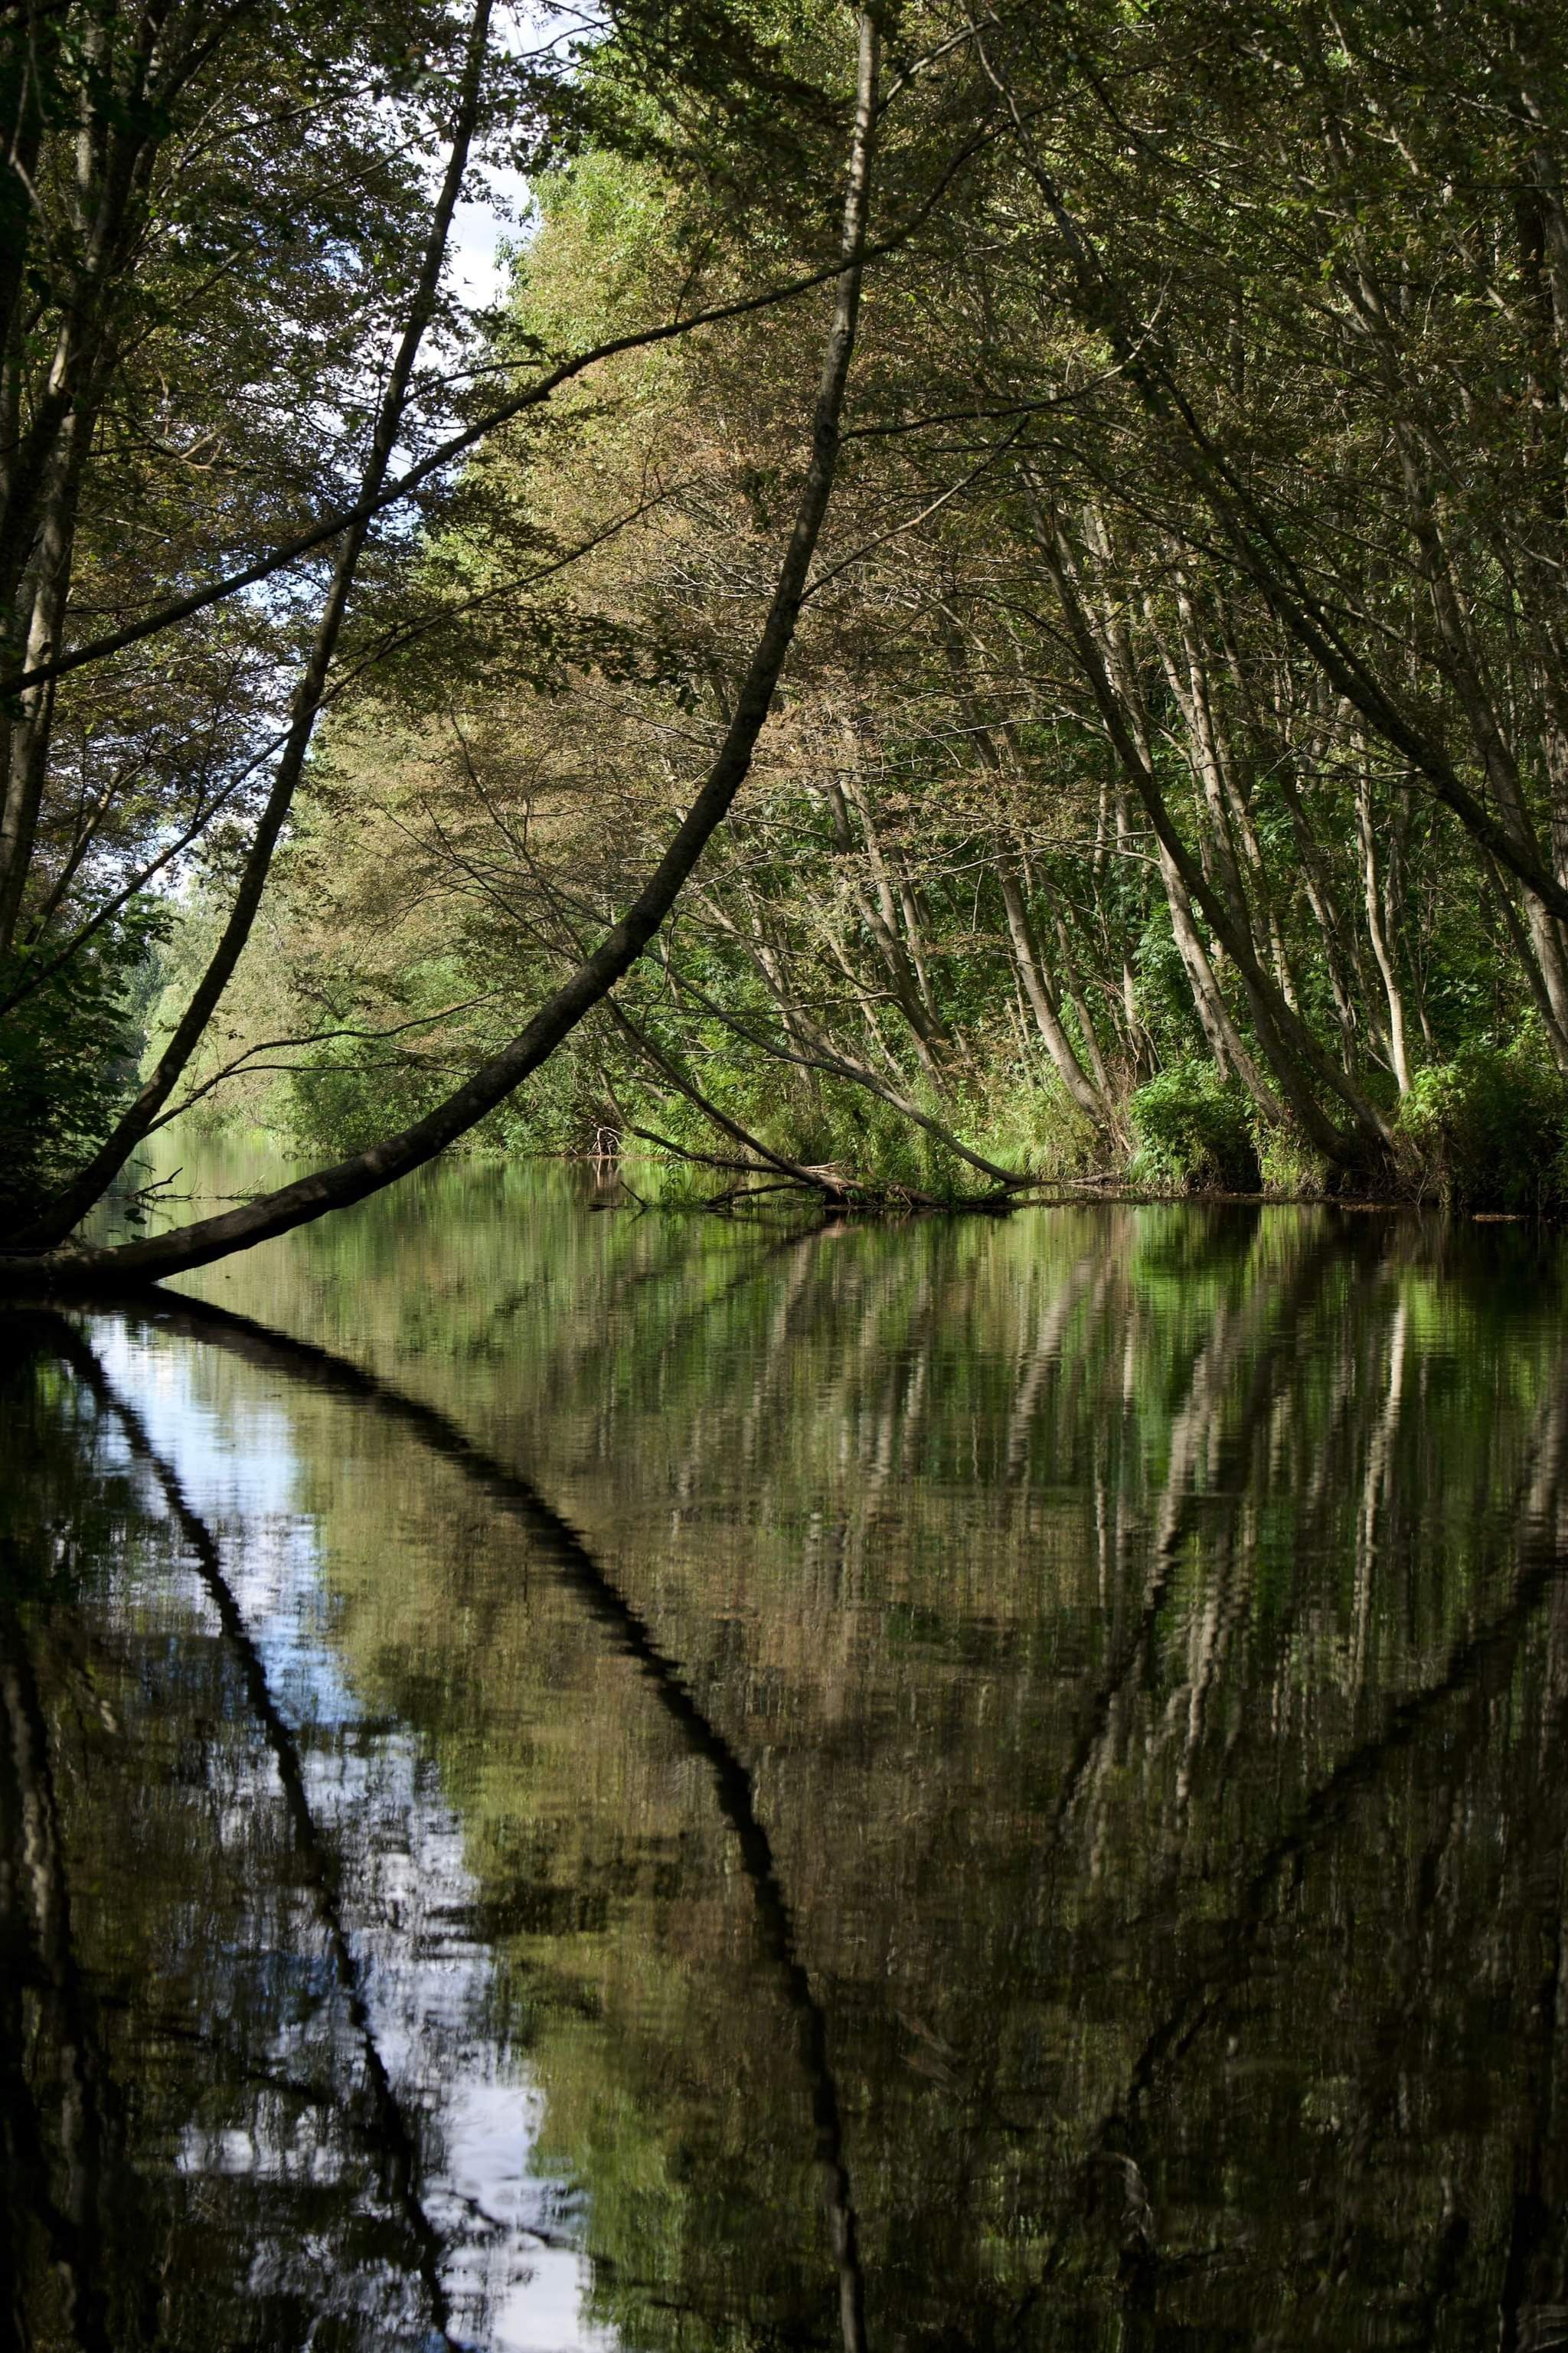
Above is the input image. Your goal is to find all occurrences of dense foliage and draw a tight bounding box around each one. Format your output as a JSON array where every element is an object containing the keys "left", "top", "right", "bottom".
[{"left": 6, "top": 0, "right": 1568, "bottom": 1237}]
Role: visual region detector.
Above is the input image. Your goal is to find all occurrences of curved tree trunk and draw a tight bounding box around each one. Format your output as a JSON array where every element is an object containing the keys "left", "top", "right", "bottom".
[
  {"left": 15, "top": 0, "right": 498, "bottom": 1247},
  {"left": 2, "top": 11, "right": 884, "bottom": 1291}
]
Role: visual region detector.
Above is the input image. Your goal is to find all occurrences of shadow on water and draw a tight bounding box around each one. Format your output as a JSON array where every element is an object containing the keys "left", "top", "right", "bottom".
[
  {"left": 109, "top": 1296, "right": 869, "bottom": 2353},
  {"left": 2, "top": 1183, "right": 1568, "bottom": 2348},
  {"left": 45, "top": 1315, "right": 462, "bottom": 2348},
  {"left": 5, "top": 1291, "right": 871, "bottom": 2351},
  {"left": 0, "top": 1584, "right": 114, "bottom": 2353}
]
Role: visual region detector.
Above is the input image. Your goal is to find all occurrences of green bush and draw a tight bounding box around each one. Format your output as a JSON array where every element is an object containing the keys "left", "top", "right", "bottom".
[
  {"left": 1129, "top": 1060, "right": 1261, "bottom": 1192},
  {"left": 284, "top": 972, "right": 593, "bottom": 1162},
  {"left": 609, "top": 1044, "right": 982, "bottom": 1201},
  {"left": 1257, "top": 1128, "right": 1333, "bottom": 1199},
  {"left": 1396, "top": 1043, "right": 1567, "bottom": 1211},
  {"left": 0, "top": 906, "right": 169, "bottom": 1228},
  {"left": 969, "top": 1074, "right": 1102, "bottom": 1184}
]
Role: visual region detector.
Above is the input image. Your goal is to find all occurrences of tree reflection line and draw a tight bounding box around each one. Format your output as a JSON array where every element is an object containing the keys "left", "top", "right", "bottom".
[
  {"left": 0, "top": 1586, "right": 114, "bottom": 2353},
  {"left": 1059, "top": 1237, "right": 1396, "bottom": 1920},
  {"left": 1082, "top": 1380, "right": 1568, "bottom": 2345},
  {"left": 44, "top": 1320, "right": 462, "bottom": 2353},
  {"left": 897, "top": 1230, "right": 1348, "bottom": 2305},
  {"left": 1114, "top": 1381, "right": 1568, "bottom": 2116},
  {"left": 1047, "top": 1232, "right": 1341, "bottom": 1855},
  {"left": 15, "top": 1227, "right": 1567, "bottom": 2349},
  {"left": 63, "top": 1299, "right": 872, "bottom": 2353},
  {"left": 968, "top": 1242, "right": 1568, "bottom": 2333}
]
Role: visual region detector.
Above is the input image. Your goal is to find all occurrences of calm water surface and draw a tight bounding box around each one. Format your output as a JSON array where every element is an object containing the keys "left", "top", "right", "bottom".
[{"left": 3, "top": 1159, "right": 1567, "bottom": 2350}]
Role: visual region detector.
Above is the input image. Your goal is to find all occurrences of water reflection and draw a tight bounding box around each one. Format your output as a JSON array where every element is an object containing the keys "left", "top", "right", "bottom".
[{"left": 3, "top": 1175, "right": 1568, "bottom": 2350}]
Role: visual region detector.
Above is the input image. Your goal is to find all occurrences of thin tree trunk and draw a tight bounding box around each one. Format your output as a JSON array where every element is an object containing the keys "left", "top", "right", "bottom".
[
  {"left": 936, "top": 600, "right": 1117, "bottom": 1125},
  {"left": 1353, "top": 768, "right": 1413, "bottom": 1095},
  {"left": 1030, "top": 485, "right": 1390, "bottom": 1163},
  {"left": 998, "top": 855, "right": 1115, "bottom": 1124},
  {"left": 1480, "top": 850, "right": 1568, "bottom": 1074},
  {"left": 1047, "top": 905, "right": 1117, "bottom": 1097},
  {"left": 1276, "top": 762, "right": 1366, "bottom": 1071},
  {"left": 18, "top": 0, "right": 498, "bottom": 1245},
  {"left": 825, "top": 768, "right": 947, "bottom": 1078},
  {"left": 1075, "top": 506, "right": 1282, "bottom": 1115},
  {"left": 5, "top": 11, "right": 884, "bottom": 1286}
]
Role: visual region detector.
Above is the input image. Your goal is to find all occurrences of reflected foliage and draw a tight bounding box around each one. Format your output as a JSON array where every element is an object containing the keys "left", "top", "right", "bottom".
[{"left": 4, "top": 1168, "right": 1568, "bottom": 2347}]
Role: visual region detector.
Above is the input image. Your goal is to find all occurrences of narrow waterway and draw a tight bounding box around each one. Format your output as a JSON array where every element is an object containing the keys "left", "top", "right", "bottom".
[{"left": 3, "top": 1156, "right": 1566, "bottom": 2349}]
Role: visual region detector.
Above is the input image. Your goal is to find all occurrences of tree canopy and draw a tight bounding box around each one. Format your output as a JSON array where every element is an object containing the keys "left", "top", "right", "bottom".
[{"left": 5, "top": 0, "right": 1568, "bottom": 1275}]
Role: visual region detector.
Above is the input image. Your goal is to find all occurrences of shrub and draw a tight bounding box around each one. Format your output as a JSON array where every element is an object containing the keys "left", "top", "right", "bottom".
[
  {"left": 1256, "top": 1128, "right": 1332, "bottom": 1199},
  {"left": 969, "top": 1075, "right": 1102, "bottom": 1184},
  {"left": 1129, "top": 1060, "right": 1261, "bottom": 1192},
  {"left": 613, "top": 1052, "right": 984, "bottom": 1201},
  {"left": 0, "top": 906, "right": 169, "bottom": 1227},
  {"left": 1395, "top": 1043, "right": 1568, "bottom": 1211}
]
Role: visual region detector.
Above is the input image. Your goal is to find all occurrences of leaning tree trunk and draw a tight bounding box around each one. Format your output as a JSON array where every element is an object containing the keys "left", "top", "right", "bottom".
[
  {"left": 13, "top": 0, "right": 497, "bottom": 1248},
  {"left": 2, "top": 10, "right": 884, "bottom": 1289}
]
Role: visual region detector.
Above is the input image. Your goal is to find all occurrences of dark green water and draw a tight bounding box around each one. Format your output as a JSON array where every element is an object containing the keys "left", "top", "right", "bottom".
[{"left": 4, "top": 1158, "right": 1567, "bottom": 2351}]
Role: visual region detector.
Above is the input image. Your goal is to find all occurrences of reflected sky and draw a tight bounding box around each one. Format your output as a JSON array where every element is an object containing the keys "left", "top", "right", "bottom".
[
  {"left": 5, "top": 1163, "right": 1568, "bottom": 2350},
  {"left": 43, "top": 1315, "right": 610, "bottom": 2351}
]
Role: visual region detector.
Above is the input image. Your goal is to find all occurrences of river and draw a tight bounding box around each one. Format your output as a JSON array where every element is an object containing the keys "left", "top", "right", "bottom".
[{"left": 2, "top": 1155, "right": 1566, "bottom": 2349}]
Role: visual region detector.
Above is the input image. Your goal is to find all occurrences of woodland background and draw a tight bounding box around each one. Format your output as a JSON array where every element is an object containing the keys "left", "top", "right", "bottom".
[{"left": 5, "top": 0, "right": 1568, "bottom": 1231}]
